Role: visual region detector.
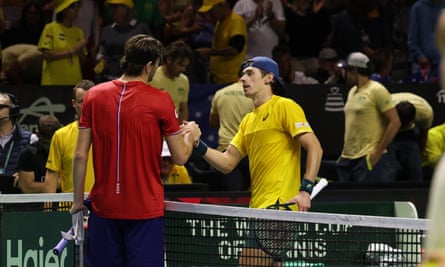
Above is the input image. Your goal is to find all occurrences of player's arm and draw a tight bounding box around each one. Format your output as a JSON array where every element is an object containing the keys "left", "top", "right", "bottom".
[
  {"left": 166, "top": 121, "right": 201, "bottom": 165},
  {"left": 298, "top": 132, "right": 323, "bottom": 183},
  {"left": 71, "top": 128, "right": 92, "bottom": 214},
  {"left": 370, "top": 107, "right": 401, "bottom": 166},
  {"left": 197, "top": 142, "right": 241, "bottom": 174},
  {"left": 290, "top": 132, "right": 323, "bottom": 211},
  {"left": 43, "top": 169, "right": 59, "bottom": 193}
]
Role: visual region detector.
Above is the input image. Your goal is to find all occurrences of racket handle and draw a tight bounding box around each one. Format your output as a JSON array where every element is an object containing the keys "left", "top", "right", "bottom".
[
  {"left": 310, "top": 178, "right": 328, "bottom": 200},
  {"left": 53, "top": 228, "right": 73, "bottom": 255}
]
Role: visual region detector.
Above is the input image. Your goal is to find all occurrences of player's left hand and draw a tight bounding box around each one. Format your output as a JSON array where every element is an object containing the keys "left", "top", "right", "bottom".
[{"left": 287, "top": 191, "right": 311, "bottom": 211}]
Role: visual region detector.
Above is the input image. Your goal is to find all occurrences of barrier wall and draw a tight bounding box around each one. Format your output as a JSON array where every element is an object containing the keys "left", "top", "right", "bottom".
[{"left": 3, "top": 83, "right": 444, "bottom": 159}]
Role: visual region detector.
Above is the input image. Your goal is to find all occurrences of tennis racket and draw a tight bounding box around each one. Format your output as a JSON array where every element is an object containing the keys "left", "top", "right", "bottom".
[{"left": 253, "top": 178, "right": 329, "bottom": 260}]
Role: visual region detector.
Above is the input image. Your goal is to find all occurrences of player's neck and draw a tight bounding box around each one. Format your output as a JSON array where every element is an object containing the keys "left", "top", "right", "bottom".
[
  {"left": 252, "top": 91, "right": 273, "bottom": 108},
  {"left": 119, "top": 74, "right": 148, "bottom": 84}
]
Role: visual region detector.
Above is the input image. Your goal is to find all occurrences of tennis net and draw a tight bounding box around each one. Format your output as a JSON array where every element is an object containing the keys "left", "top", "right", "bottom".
[{"left": 0, "top": 194, "right": 428, "bottom": 267}]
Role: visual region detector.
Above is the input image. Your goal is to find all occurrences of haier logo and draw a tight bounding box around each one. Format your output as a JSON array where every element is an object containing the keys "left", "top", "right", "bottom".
[
  {"left": 437, "top": 89, "right": 445, "bottom": 104},
  {"left": 6, "top": 237, "right": 68, "bottom": 267}
]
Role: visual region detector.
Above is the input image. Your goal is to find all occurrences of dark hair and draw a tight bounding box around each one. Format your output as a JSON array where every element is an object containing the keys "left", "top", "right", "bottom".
[
  {"left": 396, "top": 101, "right": 416, "bottom": 128},
  {"left": 72, "top": 80, "right": 95, "bottom": 99},
  {"left": 164, "top": 40, "right": 193, "bottom": 62},
  {"left": 20, "top": 0, "right": 45, "bottom": 29},
  {"left": 38, "top": 115, "right": 61, "bottom": 140},
  {"left": 272, "top": 43, "right": 291, "bottom": 59},
  {"left": 120, "top": 34, "right": 164, "bottom": 76}
]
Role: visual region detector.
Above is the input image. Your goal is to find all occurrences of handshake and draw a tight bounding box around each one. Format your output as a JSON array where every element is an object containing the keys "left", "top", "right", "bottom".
[{"left": 180, "top": 121, "right": 202, "bottom": 146}]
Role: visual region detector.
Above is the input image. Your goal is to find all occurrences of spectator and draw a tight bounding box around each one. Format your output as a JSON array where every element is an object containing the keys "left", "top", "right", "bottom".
[
  {"left": 407, "top": 0, "right": 445, "bottom": 82},
  {"left": 150, "top": 40, "right": 193, "bottom": 123},
  {"left": 133, "top": 0, "right": 164, "bottom": 40},
  {"left": 370, "top": 48, "right": 394, "bottom": 84},
  {"left": 0, "top": 93, "right": 38, "bottom": 193},
  {"left": 44, "top": 80, "right": 95, "bottom": 194},
  {"left": 1, "top": 0, "right": 45, "bottom": 84},
  {"left": 161, "top": 140, "right": 192, "bottom": 184},
  {"left": 162, "top": 0, "right": 200, "bottom": 45},
  {"left": 188, "top": 5, "right": 215, "bottom": 83},
  {"left": 37, "top": 0, "right": 87, "bottom": 85},
  {"left": 17, "top": 115, "right": 61, "bottom": 193},
  {"left": 272, "top": 42, "right": 295, "bottom": 84},
  {"left": 96, "top": 0, "right": 151, "bottom": 81},
  {"left": 103, "top": 0, "right": 164, "bottom": 40},
  {"left": 437, "top": 8, "right": 445, "bottom": 90},
  {"left": 1, "top": 0, "right": 45, "bottom": 48},
  {"left": 284, "top": 0, "right": 331, "bottom": 75},
  {"left": 233, "top": 0, "right": 286, "bottom": 59},
  {"left": 310, "top": 47, "right": 342, "bottom": 84},
  {"left": 72, "top": 0, "right": 101, "bottom": 81},
  {"left": 389, "top": 93, "right": 433, "bottom": 182},
  {"left": 195, "top": 0, "right": 247, "bottom": 84},
  {"left": 361, "top": 0, "right": 395, "bottom": 51},
  {"left": 336, "top": 52, "right": 401, "bottom": 183},
  {"left": 326, "top": 1, "right": 374, "bottom": 59},
  {"left": 209, "top": 81, "right": 254, "bottom": 190}
]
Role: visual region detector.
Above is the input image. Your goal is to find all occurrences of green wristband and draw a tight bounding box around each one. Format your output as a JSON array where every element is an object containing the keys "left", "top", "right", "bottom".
[
  {"left": 299, "top": 178, "right": 314, "bottom": 194},
  {"left": 193, "top": 139, "right": 208, "bottom": 156}
]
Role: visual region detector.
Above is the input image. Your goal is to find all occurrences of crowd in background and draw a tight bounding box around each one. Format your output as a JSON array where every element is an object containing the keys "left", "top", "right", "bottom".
[
  {"left": 0, "top": 0, "right": 443, "bottom": 86},
  {"left": 0, "top": 0, "right": 444, "bottom": 193}
]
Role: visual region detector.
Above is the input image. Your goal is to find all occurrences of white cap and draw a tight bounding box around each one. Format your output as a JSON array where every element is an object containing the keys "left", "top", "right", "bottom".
[
  {"left": 161, "top": 141, "right": 171, "bottom": 157},
  {"left": 337, "top": 52, "right": 370, "bottom": 69}
]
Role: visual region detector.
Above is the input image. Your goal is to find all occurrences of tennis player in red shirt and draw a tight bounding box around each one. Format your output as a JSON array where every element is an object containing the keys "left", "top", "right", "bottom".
[{"left": 71, "top": 34, "right": 201, "bottom": 266}]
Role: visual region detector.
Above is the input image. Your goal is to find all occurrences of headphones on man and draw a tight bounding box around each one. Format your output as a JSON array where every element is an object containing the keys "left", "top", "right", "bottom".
[{"left": 6, "top": 93, "right": 20, "bottom": 121}]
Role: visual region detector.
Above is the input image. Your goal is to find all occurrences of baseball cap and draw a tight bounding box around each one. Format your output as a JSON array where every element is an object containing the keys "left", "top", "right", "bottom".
[
  {"left": 161, "top": 141, "right": 171, "bottom": 157},
  {"left": 55, "top": 0, "right": 80, "bottom": 14},
  {"left": 240, "top": 56, "right": 288, "bottom": 96},
  {"left": 318, "top": 48, "right": 338, "bottom": 61},
  {"left": 198, "top": 0, "right": 225, "bottom": 13},
  {"left": 337, "top": 52, "right": 371, "bottom": 69},
  {"left": 106, "top": 0, "right": 134, "bottom": 8}
]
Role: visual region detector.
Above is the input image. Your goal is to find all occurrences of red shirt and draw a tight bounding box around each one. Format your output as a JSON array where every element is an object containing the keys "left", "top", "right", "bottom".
[{"left": 80, "top": 80, "right": 180, "bottom": 219}]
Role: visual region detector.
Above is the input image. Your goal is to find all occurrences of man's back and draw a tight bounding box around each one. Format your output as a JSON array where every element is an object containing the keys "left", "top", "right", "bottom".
[{"left": 81, "top": 80, "right": 180, "bottom": 219}]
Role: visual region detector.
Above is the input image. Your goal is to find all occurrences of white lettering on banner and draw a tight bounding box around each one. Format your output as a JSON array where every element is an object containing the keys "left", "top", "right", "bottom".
[
  {"left": 183, "top": 218, "right": 354, "bottom": 262},
  {"left": 186, "top": 219, "right": 229, "bottom": 237},
  {"left": 235, "top": 220, "right": 249, "bottom": 237},
  {"left": 218, "top": 240, "right": 245, "bottom": 260},
  {"left": 291, "top": 239, "right": 328, "bottom": 258},
  {"left": 6, "top": 237, "right": 67, "bottom": 267}
]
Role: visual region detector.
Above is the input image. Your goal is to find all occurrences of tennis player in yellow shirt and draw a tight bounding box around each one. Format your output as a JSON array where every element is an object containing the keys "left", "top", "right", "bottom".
[{"left": 191, "top": 56, "right": 323, "bottom": 266}]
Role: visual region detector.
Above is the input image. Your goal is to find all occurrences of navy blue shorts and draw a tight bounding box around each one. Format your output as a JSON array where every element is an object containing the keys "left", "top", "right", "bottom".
[{"left": 84, "top": 201, "right": 164, "bottom": 267}]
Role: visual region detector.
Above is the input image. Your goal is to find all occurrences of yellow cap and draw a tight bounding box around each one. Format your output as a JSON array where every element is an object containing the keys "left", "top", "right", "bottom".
[
  {"left": 106, "top": 0, "right": 134, "bottom": 8},
  {"left": 55, "top": 0, "right": 80, "bottom": 14},
  {"left": 198, "top": 0, "right": 225, "bottom": 13}
]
